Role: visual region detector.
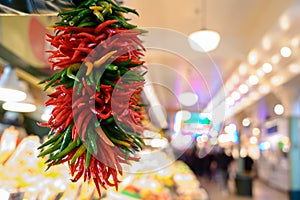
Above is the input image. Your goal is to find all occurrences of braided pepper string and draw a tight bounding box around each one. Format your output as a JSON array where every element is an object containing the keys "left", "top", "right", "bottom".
[{"left": 37, "top": 0, "right": 147, "bottom": 196}]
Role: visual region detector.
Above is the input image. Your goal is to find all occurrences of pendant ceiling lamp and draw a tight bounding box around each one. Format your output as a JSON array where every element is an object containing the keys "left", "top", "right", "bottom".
[
  {"left": 2, "top": 81, "right": 37, "bottom": 113},
  {"left": 188, "top": 0, "right": 221, "bottom": 52},
  {"left": 0, "top": 64, "right": 27, "bottom": 102}
]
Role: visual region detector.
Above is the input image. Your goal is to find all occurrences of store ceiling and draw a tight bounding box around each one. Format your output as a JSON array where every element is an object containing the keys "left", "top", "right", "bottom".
[{"left": 0, "top": 0, "right": 299, "bottom": 122}]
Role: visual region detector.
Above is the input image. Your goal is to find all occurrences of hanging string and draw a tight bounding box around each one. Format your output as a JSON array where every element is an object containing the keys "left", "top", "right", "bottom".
[{"left": 201, "top": 0, "right": 207, "bottom": 30}]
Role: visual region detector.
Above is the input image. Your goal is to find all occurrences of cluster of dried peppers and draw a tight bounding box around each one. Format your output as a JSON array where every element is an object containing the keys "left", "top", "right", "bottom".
[{"left": 37, "top": 0, "right": 147, "bottom": 197}]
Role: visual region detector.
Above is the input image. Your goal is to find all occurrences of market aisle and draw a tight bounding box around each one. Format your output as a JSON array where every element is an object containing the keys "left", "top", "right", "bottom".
[{"left": 199, "top": 177, "right": 289, "bottom": 200}]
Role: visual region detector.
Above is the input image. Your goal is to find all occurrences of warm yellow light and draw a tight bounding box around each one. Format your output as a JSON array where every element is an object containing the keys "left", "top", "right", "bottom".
[
  {"left": 248, "top": 50, "right": 258, "bottom": 65},
  {"left": 274, "top": 104, "right": 284, "bottom": 115},
  {"left": 259, "top": 85, "right": 270, "bottom": 94},
  {"left": 249, "top": 136, "right": 258, "bottom": 144},
  {"left": 0, "top": 88, "right": 26, "bottom": 102},
  {"left": 291, "top": 37, "right": 299, "bottom": 47},
  {"left": 289, "top": 64, "right": 300, "bottom": 73},
  {"left": 239, "top": 84, "right": 249, "bottom": 94},
  {"left": 248, "top": 75, "right": 259, "bottom": 85},
  {"left": 239, "top": 64, "right": 248, "bottom": 75},
  {"left": 279, "top": 15, "right": 290, "bottom": 30},
  {"left": 0, "top": 66, "right": 27, "bottom": 102},
  {"left": 271, "top": 54, "right": 280, "bottom": 64},
  {"left": 3, "top": 102, "right": 37, "bottom": 113},
  {"left": 249, "top": 92, "right": 259, "bottom": 100},
  {"left": 271, "top": 76, "right": 282, "bottom": 86},
  {"left": 262, "top": 63, "right": 273, "bottom": 73},
  {"left": 178, "top": 92, "right": 198, "bottom": 106},
  {"left": 252, "top": 128, "right": 260, "bottom": 136},
  {"left": 242, "top": 118, "right": 251, "bottom": 127},
  {"left": 188, "top": 29, "right": 221, "bottom": 52},
  {"left": 280, "top": 46, "right": 292, "bottom": 57},
  {"left": 262, "top": 36, "right": 271, "bottom": 50},
  {"left": 231, "top": 91, "right": 241, "bottom": 101},
  {"left": 226, "top": 96, "right": 234, "bottom": 107}
]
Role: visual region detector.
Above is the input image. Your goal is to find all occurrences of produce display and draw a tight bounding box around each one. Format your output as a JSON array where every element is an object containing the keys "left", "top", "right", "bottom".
[
  {"left": 37, "top": 0, "right": 147, "bottom": 197},
  {"left": 0, "top": 127, "right": 96, "bottom": 200},
  {"left": 106, "top": 157, "right": 209, "bottom": 200}
]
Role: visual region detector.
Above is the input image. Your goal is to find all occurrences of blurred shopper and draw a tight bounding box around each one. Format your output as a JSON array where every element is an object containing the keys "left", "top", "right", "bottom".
[
  {"left": 244, "top": 154, "right": 254, "bottom": 175},
  {"left": 214, "top": 148, "right": 234, "bottom": 195}
]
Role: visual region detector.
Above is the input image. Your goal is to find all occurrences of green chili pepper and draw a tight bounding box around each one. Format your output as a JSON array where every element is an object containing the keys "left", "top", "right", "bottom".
[
  {"left": 120, "top": 6, "right": 139, "bottom": 16},
  {"left": 76, "top": 82, "right": 84, "bottom": 95},
  {"left": 58, "top": 125, "right": 73, "bottom": 153},
  {"left": 66, "top": 63, "right": 81, "bottom": 81},
  {"left": 114, "top": 59, "right": 132, "bottom": 68},
  {"left": 102, "top": 3, "right": 112, "bottom": 16},
  {"left": 50, "top": 140, "right": 78, "bottom": 160},
  {"left": 69, "top": 9, "right": 92, "bottom": 26},
  {"left": 109, "top": 15, "right": 137, "bottom": 29},
  {"left": 102, "top": 71, "right": 120, "bottom": 81},
  {"left": 101, "top": 116, "right": 115, "bottom": 125},
  {"left": 86, "top": 73, "right": 95, "bottom": 86},
  {"left": 93, "top": 10, "right": 104, "bottom": 22},
  {"left": 105, "top": 0, "right": 127, "bottom": 13},
  {"left": 87, "top": 128, "right": 98, "bottom": 155},
  {"left": 38, "top": 132, "right": 63, "bottom": 150},
  {"left": 106, "top": 64, "right": 118, "bottom": 71},
  {"left": 85, "top": 143, "right": 92, "bottom": 169},
  {"left": 37, "top": 139, "right": 62, "bottom": 158},
  {"left": 78, "top": 0, "right": 97, "bottom": 8},
  {"left": 58, "top": 8, "right": 85, "bottom": 16},
  {"left": 70, "top": 144, "right": 86, "bottom": 165},
  {"left": 78, "top": 21, "right": 97, "bottom": 28},
  {"left": 40, "top": 69, "right": 67, "bottom": 91}
]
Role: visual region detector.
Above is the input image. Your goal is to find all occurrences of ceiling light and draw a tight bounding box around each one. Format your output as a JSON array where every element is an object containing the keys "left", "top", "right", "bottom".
[
  {"left": 176, "top": 110, "right": 192, "bottom": 121},
  {"left": 262, "top": 63, "right": 273, "bottom": 73},
  {"left": 2, "top": 81, "right": 36, "bottom": 113},
  {"left": 259, "top": 85, "right": 270, "bottom": 94},
  {"left": 226, "top": 96, "right": 234, "bottom": 107},
  {"left": 271, "top": 54, "right": 280, "bottom": 64},
  {"left": 238, "top": 64, "right": 248, "bottom": 75},
  {"left": 262, "top": 36, "right": 271, "bottom": 50},
  {"left": 274, "top": 104, "right": 284, "bottom": 115},
  {"left": 231, "top": 91, "right": 241, "bottom": 101},
  {"left": 188, "top": 0, "right": 220, "bottom": 52},
  {"left": 242, "top": 118, "right": 251, "bottom": 127},
  {"left": 178, "top": 92, "right": 198, "bottom": 106},
  {"left": 249, "top": 92, "right": 259, "bottom": 101},
  {"left": 225, "top": 82, "right": 234, "bottom": 92},
  {"left": 231, "top": 74, "right": 239, "bottom": 85},
  {"left": 249, "top": 136, "right": 258, "bottom": 144},
  {"left": 256, "top": 68, "right": 265, "bottom": 77},
  {"left": 280, "top": 46, "right": 292, "bottom": 58},
  {"left": 279, "top": 15, "right": 290, "bottom": 30},
  {"left": 248, "top": 75, "right": 259, "bottom": 85},
  {"left": 3, "top": 101, "right": 37, "bottom": 113},
  {"left": 288, "top": 64, "right": 300, "bottom": 73},
  {"left": 291, "top": 37, "right": 299, "bottom": 47},
  {"left": 271, "top": 76, "right": 282, "bottom": 86},
  {"left": 248, "top": 50, "right": 258, "bottom": 65},
  {"left": 189, "top": 29, "right": 220, "bottom": 52},
  {"left": 0, "top": 65, "right": 26, "bottom": 102},
  {"left": 239, "top": 84, "right": 249, "bottom": 94},
  {"left": 252, "top": 128, "right": 260, "bottom": 136}
]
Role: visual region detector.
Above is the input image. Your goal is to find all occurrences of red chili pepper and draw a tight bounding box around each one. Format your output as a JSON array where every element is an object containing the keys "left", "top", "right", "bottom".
[
  {"left": 82, "top": 77, "right": 94, "bottom": 95},
  {"left": 54, "top": 26, "right": 95, "bottom": 33},
  {"left": 94, "top": 19, "right": 119, "bottom": 34}
]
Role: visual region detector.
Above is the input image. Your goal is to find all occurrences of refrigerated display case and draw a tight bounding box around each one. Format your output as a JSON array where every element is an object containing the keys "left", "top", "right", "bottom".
[{"left": 257, "top": 117, "right": 290, "bottom": 191}]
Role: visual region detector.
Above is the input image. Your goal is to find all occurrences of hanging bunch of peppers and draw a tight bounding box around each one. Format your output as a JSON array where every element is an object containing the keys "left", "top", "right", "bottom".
[{"left": 37, "top": 0, "right": 147, "bottom": 197}]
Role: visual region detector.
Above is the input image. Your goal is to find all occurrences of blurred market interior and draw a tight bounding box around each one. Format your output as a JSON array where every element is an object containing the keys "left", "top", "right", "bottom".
[{"left": 0, "top": 0, "right": 300, "bottom": 200}]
